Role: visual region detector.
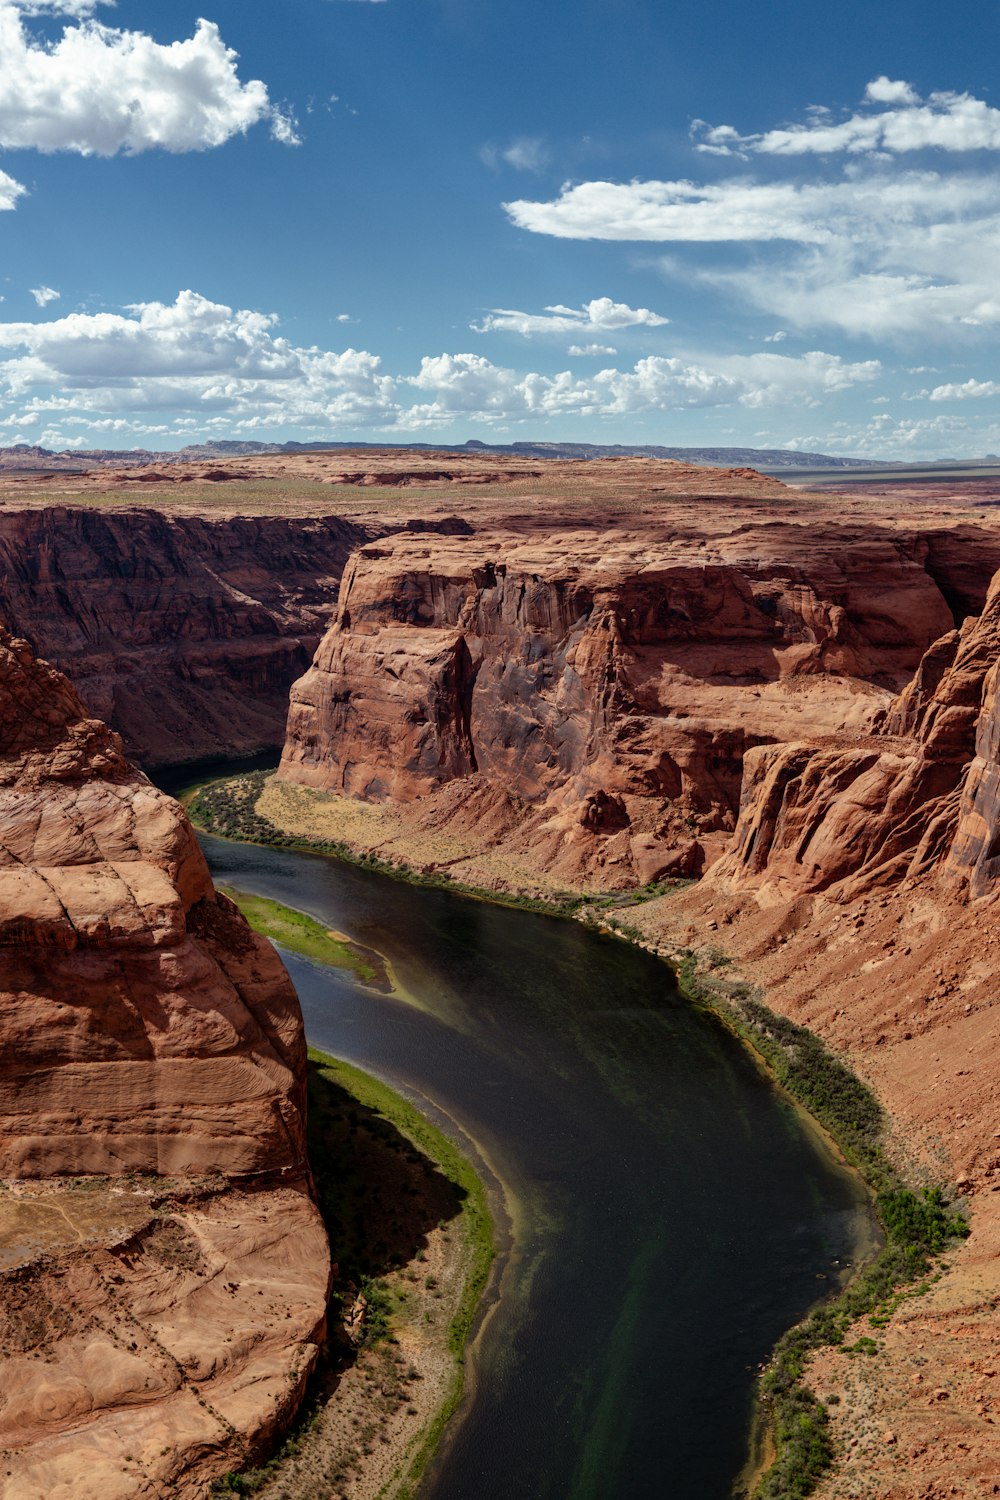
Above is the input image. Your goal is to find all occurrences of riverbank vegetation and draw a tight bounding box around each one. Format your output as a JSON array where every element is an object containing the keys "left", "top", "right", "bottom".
[
  {"left": 191, "top": 769, "right": 969, "bottom": 1500},
  {"left": 221, "top": 887, "right": 381, "bottom": 984},
  {"left": 667, "top": 951, "right": 969, "bottom": 1500},
  {"left": 190, "top": 772, "right": 587, "bottom": 917},
  {"left": 210, "top": 1050, "right": 494, "bottom": 1500}
]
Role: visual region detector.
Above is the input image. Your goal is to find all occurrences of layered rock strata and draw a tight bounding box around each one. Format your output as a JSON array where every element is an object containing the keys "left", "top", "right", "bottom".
[
  {"left": 278, "top": 522, "right": 971, "bottom": 888},
  {"left": 624, "top": 569, "right": 1000, "bottom": 1500},
  {"left": 0, "top": 507, "right": 377, "bottom": 767},
  {"left": 270, "top": 479, "right": 1000, "bottom": 1496},
  {"left": 0, "top": 631, "right": 329, "bottom": 1499}
]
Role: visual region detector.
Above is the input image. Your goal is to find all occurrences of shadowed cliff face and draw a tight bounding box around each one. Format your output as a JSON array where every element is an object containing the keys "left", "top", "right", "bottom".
[
  {"left": 278, "top": 523, "right": 974, "bottom": 887},
  {"left": 0, "top": 630, "right": 329, "bottom": 1499},
  {"left": 0, "top": 507, "right": 376, "bottom": 767}
]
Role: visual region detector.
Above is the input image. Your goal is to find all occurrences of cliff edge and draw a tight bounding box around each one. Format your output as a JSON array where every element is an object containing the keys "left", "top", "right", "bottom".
[{"left": 0, "top": 631, "right": 330, "bottom": 1500}]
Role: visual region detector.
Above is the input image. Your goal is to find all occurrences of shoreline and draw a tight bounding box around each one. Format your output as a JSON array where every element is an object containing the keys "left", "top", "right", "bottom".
[
  {"left": 188, "top": 770, "right": 969, "bottom": 1500},
  {"left": 212, "top": 1045, "right": 498, "bottom": 1500}
]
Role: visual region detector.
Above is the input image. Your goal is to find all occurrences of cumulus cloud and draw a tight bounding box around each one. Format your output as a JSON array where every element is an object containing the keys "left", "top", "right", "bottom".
[
  {"left": 865, "top": 77, "right": 919, "bottom": 106},
  {"left": 0, "top": 290, "right": 303, "bottom": 381},
  {"left": 692, "top": 80, "right": 1000, "bottom": 157},
  {"left": 928, "top": 377, "right": 1000, "bottom": 400},
  {"left": 396, "top": 349, "right": 877, "bottom": 429},
  {"left": 29, "top": 285, "right": 59, "bottom": 306},
  {"left": 567, "top": 343, "right": 618, "bottom": 356},
  {"left": 781, "top": 409, "right": 1000, "bottom": 461},
  {"left": 472, "top": 296, "right": 670, "bottom": 336},
  {"left": 0, "top": 288, "right": 879, "bottom": 437},
  {"left": 0, "top": 1, "right": 296, "bottom": 154},
  {"left": 0, "top": 169, "right": 25, "bottom": 209}
]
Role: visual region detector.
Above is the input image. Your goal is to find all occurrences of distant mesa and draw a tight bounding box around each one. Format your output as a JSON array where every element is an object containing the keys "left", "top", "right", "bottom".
[{"left": 0, "top": 437, "right": 893, "bottom": 472}]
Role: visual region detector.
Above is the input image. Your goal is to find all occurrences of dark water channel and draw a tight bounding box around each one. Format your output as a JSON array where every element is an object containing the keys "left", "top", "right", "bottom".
[{"left": 180, "top": 818, "right": 876, "bottom": 1500}]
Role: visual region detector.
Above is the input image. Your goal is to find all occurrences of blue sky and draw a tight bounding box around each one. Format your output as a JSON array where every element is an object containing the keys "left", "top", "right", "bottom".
[{"left": 1, "top": 0, "right": 999, "bottom": 457}]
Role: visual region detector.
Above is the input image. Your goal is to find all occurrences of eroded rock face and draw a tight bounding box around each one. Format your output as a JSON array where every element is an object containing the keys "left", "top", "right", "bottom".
[
  {"left": 0, "top": 507, "right": 375, "bottom": 767},
  {"left": 279, "top": 523, "right": 963, "bottom": 887},
  {"left": 0, "top": 631, "right": 329, "bottom": 1497},
  {"left": 714, "top": 567, "right": 1000, "bottom": 902},
  {"left": 625, "top": 570, "right": 1000, "bottom": 1500}
]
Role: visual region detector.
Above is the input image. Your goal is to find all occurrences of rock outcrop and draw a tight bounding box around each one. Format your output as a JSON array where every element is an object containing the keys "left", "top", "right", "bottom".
[
  {"left": 713, "top": 567, "right": 1000, "bottom": 903},
  {"left": 278, "top": 521, "right": 972, "bottom": 888},
  {"left": 626, "top": 557, "right": 1000, "bottom": 1500},
  {"left": 0, "top": 631, "right": 329, "bottom": 1499}
]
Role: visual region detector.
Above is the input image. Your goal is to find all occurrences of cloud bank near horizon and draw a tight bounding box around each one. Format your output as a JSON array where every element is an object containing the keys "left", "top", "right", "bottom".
[{"left": 0, "top": 289, "right": 882, "bottom": 444}]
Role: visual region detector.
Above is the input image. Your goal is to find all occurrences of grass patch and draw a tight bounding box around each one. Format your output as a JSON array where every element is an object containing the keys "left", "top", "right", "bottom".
[
  {"left": 189, "top": 771, "right": 587, "bottom": 918},
  {"left": 308, "top": 1051, "right": 495, "bottom": 1368},
  {"left": 220, "top": 885, "right": 377, "bottom": 983}
]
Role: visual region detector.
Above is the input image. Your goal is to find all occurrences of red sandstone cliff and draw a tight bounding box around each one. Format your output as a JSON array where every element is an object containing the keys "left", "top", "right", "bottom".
[
  {"left": 0, "top": 507, "right": 377, "bottom": 768},
  {"left": 622, "top": 568, "right": 1000, "bottom": 1499},
  {"left": 709, "top": 567, "right": 1000, "bottom": 904},
  {"left": 278, "top": 520, "right": 983, "bottom": 887},
  {"left": 268, "top": 480, "right": 1000, "bottom": 1497},
  {"left": 0, "top": 631, "right": 330, "bottom": 1499}
]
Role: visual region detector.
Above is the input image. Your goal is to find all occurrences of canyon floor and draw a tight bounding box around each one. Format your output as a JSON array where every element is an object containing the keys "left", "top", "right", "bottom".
[{"left": 7, "top": 450, "right": 1000, "bottom": 1497}]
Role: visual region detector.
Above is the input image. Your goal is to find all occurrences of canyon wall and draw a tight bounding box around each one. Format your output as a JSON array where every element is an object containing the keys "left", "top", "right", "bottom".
[
  {"left": 0, "top": 629, "right": 329, "bottom": 1499},
  {"left": 0, "top": 506, "right": 372, "bottom": 767},
  {"left": 710, "top": 567, "right": 1000, "bottom": 904},
  {"left": 278, "top": 519, "right": 995, "bottom": 888},
  {"left": 269, "top": 483, "right": 1000, "bottom": 1492},
  {"left": 0, "top": 505, "right": 481, "bottom": 768},
  {"left": 624, "top": 562, "right": 1000, "bottom": 1500}
]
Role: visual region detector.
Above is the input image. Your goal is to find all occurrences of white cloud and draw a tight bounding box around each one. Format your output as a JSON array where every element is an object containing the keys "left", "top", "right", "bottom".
[
  {"left": 404, "top": 348, "right": 876, "bottom": 423},
  {"left": 29, "top": 285, "right": 59, "bottom": 306},
  {"left": 781, "top": 409, "right": 1000, "bottom": 460},
  {"left": 0, "top": 169, "right": 25, "bottom": 210},
  {"left": 865, "top": 77, "right": 919, "bottom": 106},
  {"left": 692, "top": 81, "right": 1000, "bottom": 158},
  {"left": 0, "top": 288, "right": 879, "bottom": 436},
  {"left": 507, "top": 161, "right": 1000, "bottom": 338},
  {"left": 480, "top": 136, "right": 549, "bottom": 172},
  {"left": 506, "top": 171, "right": 997, "bottom": 245},
  {"left": 16, "top": 2, "right": 105, "bottom": 13},
  {"left": 763, "top": 330, "right": 787, "bottom": 343},
  {"left": 0, "top": 290, "right": 304, "bottom": 381},
  {"left": 472, "top": 295, "right": 669, "bottom": 336},
  {"left": 0, "top": 2, "right": 296, "bottom": 154},
  {"left": 567, "top": 343, "right": 617, "bottom": 356},
  {"left": 928, "top": 377, "right": 1000, "bottom": 401}
]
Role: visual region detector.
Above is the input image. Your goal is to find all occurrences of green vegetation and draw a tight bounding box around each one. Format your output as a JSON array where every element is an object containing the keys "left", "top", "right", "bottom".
[
  {"left": 306, "top": 1051, "right": 495, "bottom": 1498},
  {"left": 220, "top": 885, "right": 378, "bottom": 982},
  {"left": 669, "top": 952, "right": 970, "bottom": 1500},
  {"left": 307, "top": 1051, "right": 495, "bottom": 1367},
  {"left": 211, "top": 1050, "right": 494, "bottom": 1499},
  {"left": 190, "top": 771, "right": 970, "bottom": 1500},
  {"left": 189, "top": 771, "right": 587, "bottom": 918}
]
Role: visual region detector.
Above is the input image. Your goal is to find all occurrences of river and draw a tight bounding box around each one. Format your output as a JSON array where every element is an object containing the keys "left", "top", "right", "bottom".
[{"left": 182, "top": 815, "right": 874, "bottom": 1500}]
